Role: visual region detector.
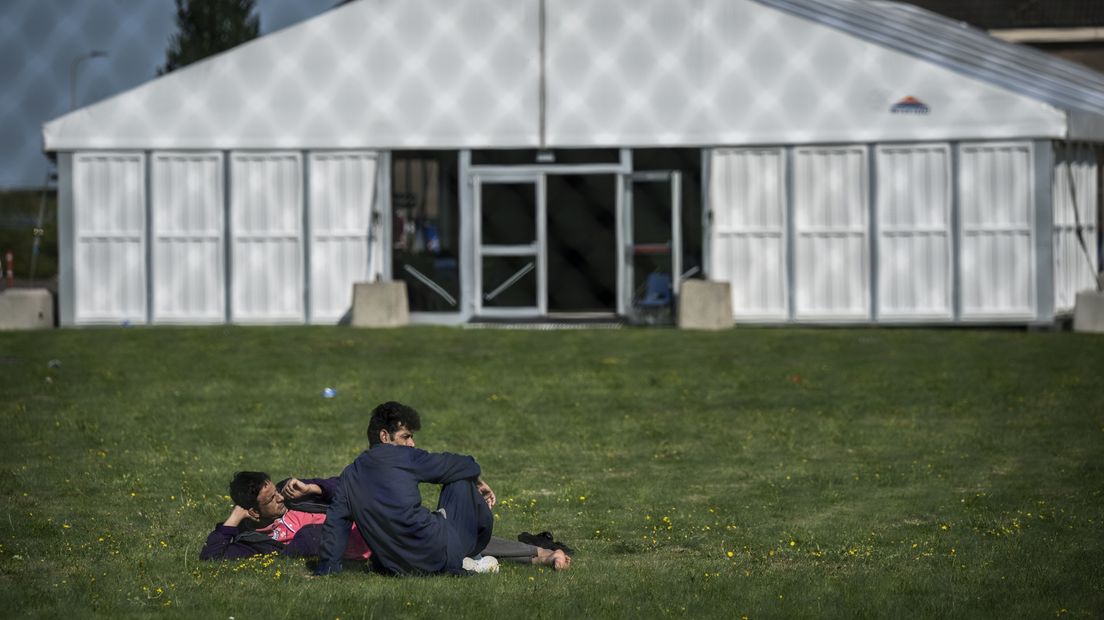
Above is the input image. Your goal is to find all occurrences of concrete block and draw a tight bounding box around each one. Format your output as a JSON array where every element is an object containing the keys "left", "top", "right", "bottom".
[
  {"left": 351, "top": 281, "right": 409, "bottom": 328},
  {"left": 0, "top": 288, "right": 54, "bottom": 330},
  {"left": 1073, "top": 290, "right": 1104, "bottom": 333},
  {"left": 677, "top": 280, "right": 734, "bottom": 330}
]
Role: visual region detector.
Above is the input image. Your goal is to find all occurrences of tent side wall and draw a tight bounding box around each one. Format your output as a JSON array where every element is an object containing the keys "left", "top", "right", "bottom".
[
  {"left": 57, "top": 149, "right": 386, "bottom": 327},
  {"left": 63, "top": 152, "right": 149, "bottom": 326},
  {"left": 151, "top": 152, "right": 226, "bottom": 324},
  {"left": 1052, "top": 142, "right": 1101, "bottom": 314},
  {"left": 875, "top": 143, "right": 954, "bottom": 321},
  {"left": 707, "top": 139, "right": 1082, "bottom": 325}
]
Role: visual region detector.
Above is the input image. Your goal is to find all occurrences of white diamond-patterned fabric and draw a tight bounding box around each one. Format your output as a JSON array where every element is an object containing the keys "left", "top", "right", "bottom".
[
  {"left": 44, "top": 0, "right": 541, "bottom": 150},
  {"left": 545, "top": 0, "right": 1066, "bottom": 147},
  {"left": 44, "top": 0, "right": 1082, "bottom": 151}
]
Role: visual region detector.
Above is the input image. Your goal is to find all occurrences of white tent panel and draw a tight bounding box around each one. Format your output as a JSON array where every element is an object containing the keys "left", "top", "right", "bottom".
[
  {"left": 545, "top": 0, "right": 1068, "bottom": 147},
  {"left": 151, "top": 153, "right": 225, "bottom": 323},
  {"left": 43, "top": 0, "right": 540, "bottom": 151},
  {"left": 230, "top": 152, "right": 304, "bottom": 323},
  {"left": 73, "top": 153, "right": 147, "bottom": 324},
  {"left": 44, "top": 0, "right": 1088, "bottom": 152},
  {"left": 875, "top": 144, "right": 953, "bottom": 320},
  {"left": 308, "top": 152, "right": 378, "bottom": 324},
  {"left": 793, "top": 146, "right": 869, "bottom": 320},
  {"left": 763, "top": 0, "right": 1104, "bottom": 139},
  {"left": 709, "top": 148, "right": 788, "bottom": 320},
  {"left": 1053, "top": 144, "right": 1100, "bottom": 313},
  {"left": 959, "top": 142, "right": 1036, "bottom": 318}
]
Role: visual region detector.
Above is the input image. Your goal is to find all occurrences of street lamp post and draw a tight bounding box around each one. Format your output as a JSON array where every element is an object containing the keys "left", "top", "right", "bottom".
[{"left": 69, "top": 50, "right": 108, "bottom": 111}]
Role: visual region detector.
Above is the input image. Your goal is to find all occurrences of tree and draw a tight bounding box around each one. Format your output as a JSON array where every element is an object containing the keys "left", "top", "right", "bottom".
[{"left": 159, "top": 0, "right": 261, "bottom": 75}]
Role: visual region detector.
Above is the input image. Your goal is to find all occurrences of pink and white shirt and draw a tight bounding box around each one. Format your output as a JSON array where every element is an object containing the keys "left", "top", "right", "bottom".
[{"left": 256, "top": 510, "right": 372, "bottom": 560}]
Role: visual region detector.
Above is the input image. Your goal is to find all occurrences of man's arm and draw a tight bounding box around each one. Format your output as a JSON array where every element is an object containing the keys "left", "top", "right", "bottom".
[
  {"left": 198, "top": 506, "right": 265, "bottom": 560},
  {"left": 313, "top": 477, "right": 353, "bottom": 575},
  {"left": 409, "top": 448, "right": 481, "bottom": 485},
  {"left": 301, "top": 477, "right": 338, "bottom": 502},
  {"left": 280, "top": 477, "right": 337, "bottom": 502}
]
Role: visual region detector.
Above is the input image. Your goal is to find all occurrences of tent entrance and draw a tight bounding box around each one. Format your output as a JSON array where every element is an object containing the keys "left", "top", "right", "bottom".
[
  {"left": 473, "top": 174, "right": 546, "bottom": 317},
  {"left": 546, "top": 174, "right": 618, "bottom": 315},
  {"left": 466, "top": 149, "right": 696, "bottom": 321},
  {"left": 471, "top": 171, "right": 619, "bottom": 318}
]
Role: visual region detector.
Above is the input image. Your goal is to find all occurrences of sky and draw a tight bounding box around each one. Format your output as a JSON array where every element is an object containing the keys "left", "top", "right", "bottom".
[{"left": 0, "top": 0, "right": 339, "bottom": 189}]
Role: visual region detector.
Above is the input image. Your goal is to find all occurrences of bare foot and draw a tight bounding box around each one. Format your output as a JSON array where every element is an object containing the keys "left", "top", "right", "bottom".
[
  {"left": 534, "top": 548, "right": 572, "bottom": 571},
  {"left": 550, "top": 549, "right": 571, "bottom": 570}
]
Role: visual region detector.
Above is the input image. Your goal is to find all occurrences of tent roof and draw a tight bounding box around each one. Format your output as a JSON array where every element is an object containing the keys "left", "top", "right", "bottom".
[
  {"left": 763, "top": 0, "right": 1104, "bottom": 115},
  {"left": 43, "top": 0, "right": 1104, "bottom": 152}
]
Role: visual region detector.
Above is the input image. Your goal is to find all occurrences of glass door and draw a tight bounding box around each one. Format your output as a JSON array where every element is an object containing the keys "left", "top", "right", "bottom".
[
  {"left": 620, "top": 171, "right": 682, "bottom": 319},
  {"left": 474, "top": 174, "right": 546, "bottom": 317}
]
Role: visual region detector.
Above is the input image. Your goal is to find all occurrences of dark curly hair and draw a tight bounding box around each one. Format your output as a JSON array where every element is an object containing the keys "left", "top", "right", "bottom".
[
  {"left": 229, "top": 471, "right": 271, "bottom": 509},
  {"left": 367, "top": 401, "right": 422, "bottom": 446}
]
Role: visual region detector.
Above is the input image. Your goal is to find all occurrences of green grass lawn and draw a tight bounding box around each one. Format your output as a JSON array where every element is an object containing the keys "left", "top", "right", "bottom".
[{"left": 1, "top": 326, "right": 1102, "bottom": 618}]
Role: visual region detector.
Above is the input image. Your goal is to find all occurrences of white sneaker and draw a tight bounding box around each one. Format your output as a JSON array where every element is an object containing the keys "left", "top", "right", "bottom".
[{"left": 462, "top": 555, "right": 500, "bottom": 574}]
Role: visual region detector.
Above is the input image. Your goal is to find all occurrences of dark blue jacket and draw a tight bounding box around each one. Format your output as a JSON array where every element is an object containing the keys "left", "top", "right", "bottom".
[{"left": 315, "top": 445, "right": 481, "bottom": 575}]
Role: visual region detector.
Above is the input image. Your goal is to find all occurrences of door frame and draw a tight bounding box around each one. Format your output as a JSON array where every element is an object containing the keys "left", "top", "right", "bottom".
[
  {"left": 472, "top": 172, "right": 547, "bottom": 317},
  {"left": 620, "top": 170, "right": 683, "bottom": 317}
]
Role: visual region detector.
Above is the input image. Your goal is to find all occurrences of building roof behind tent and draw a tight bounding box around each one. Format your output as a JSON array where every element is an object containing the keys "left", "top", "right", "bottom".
[
  {"left": 755, "top": 0, "right": 1104, "bottom": 118},
  {"left": 895, "top": 0, "right": 1104, "bottom": 30}
]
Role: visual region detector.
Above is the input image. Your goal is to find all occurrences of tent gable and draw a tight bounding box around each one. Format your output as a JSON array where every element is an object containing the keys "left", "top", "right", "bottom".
[
  {"left": 46, "top": 0, "right": 1100, "bottom": 150},
  {"left": 43, "top": 0, "right": 541, "bottom": 150},
  {"left": 545, "top": 0, "right": 1067, "bottom": 146}
]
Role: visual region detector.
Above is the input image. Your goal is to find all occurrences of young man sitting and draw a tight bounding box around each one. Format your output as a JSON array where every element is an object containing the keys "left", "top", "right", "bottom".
[{"left": 315, "top": 401, "right": 566, "bottom": 575}]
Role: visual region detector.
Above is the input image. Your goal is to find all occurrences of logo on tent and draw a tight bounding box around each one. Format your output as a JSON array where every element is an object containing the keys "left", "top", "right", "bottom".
[{"left": 890, "top": 96, "right": 930, "bottom": 115}]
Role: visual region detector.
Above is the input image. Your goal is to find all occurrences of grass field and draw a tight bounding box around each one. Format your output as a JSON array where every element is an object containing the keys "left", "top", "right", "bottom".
[{"left": 1, "top": 326, "right": 1102, "bottom": 618}]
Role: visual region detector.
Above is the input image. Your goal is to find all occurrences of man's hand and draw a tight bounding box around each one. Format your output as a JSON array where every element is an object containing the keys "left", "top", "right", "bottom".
[
  {"left": 476, "top": 478, "right": 496, "bottom": 509},
  {"left": 282, "top": 478, "right": 322, "bottom": 499},
  {"left": 223, "top": 505, "right": 253, "bottom": 528}
]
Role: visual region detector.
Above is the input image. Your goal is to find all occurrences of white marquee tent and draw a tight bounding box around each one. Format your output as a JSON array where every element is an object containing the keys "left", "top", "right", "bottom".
[{"left": 44, "top": 0, "right": 1102, "bottom": 325}]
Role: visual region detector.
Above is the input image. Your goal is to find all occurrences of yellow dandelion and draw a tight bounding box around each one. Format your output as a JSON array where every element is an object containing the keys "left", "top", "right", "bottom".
[{"left": 726, "top": 551, "right": 734, "bottom": 558}]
